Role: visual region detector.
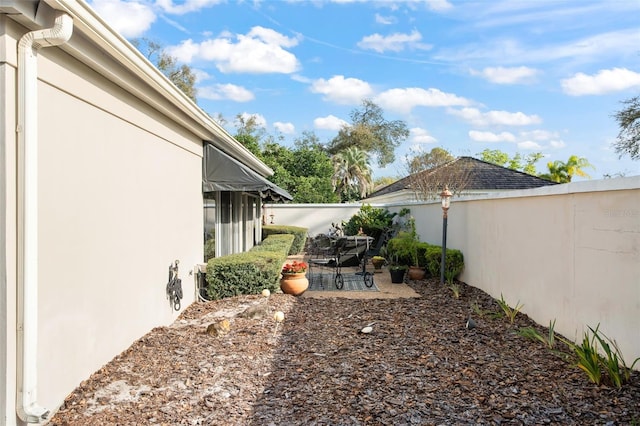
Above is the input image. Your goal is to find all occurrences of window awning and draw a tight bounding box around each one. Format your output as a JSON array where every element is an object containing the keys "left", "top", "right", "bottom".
[{"left": 202, "top": 143, "right": 293, "bottom": 202}]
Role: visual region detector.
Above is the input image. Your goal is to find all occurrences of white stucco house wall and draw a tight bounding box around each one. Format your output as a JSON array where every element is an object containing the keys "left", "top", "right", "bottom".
[{"left": 0, "top": 1, "right": 288, "bottom": 424}]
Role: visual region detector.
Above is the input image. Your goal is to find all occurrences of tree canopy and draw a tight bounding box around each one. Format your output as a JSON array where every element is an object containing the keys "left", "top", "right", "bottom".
[
  {"left": 132, "top": 38, "right": 197, "bottom": 103},
  {"left": 477, "top": 149, "right": 543, "bottom": 175},
  {"left": 233, "top": 124, "right": 338, "bottom": 203},
  {"left": 408, "top": 147, "right": 454, "bottom": 174},
  {"left": 539, "top": 155, "right": 595, "bottom": 183},
  {"left": 332, "top": 146, "right": 374, "bottom": 202},
  {"left": 327, "top": 99, "right": 409, "bottom": 167},
  {"left": 405, "top": 147, "right": 470, "bottom": 200},
  {"left": 613, "top": 95, "right": 640, "bottom": 161}
]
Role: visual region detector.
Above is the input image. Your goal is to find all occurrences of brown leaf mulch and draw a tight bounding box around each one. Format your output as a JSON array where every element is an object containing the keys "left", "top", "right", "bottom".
[{"left": 49, "top": 279, "right": 640, "bottom": 425}]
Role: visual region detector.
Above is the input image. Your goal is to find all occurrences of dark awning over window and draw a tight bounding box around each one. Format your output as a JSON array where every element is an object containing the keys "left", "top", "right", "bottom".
[{"left": 202, "top": 143, "right": 292, "bottom": 202}]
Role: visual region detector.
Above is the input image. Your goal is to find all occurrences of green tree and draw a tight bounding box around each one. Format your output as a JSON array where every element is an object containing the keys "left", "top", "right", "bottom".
[
  {"left": 332, "top": 147, "right": 374, "bottom": 202},
  {"left": 539, "top": 155, "right": 595, "bottom": 183},
  {"left": 261, "top": 132, "right": 338, "bottom": 203},
  {"left": 408, "top": 147, "right": 454, "bottom": 174},
  {"left": 132, "top": 38, "right": 197, "bottom": 103},
  {"left": 233, "top": 114, "right": 266, "bottom": 158},
  {"left": 477, "top": 149, "right": 543, "bottom": 175},
  {"left": 612, "top": 95, "right": 640, "bottom": 160},
  {"left": 327, "top": 99, "right": 409, "bottom": 167}
]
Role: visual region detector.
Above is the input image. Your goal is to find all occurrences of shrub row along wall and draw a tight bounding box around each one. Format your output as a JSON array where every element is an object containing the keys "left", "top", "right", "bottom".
[
  {"left": 206, "top": 226, "right": 308, "bottom": 299},
  {"left": 267, "top": 177, "right": 640, "bottom": 365}
]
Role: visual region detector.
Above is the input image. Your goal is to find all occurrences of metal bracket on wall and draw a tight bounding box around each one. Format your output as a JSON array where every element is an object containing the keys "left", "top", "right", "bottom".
[{"left": 166, "top": 260, "right": 183, "bottom": 311}]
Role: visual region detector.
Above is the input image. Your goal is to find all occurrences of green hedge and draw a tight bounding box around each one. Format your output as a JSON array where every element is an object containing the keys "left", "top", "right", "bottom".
[
  {"left": 416, "top": 242, "right": 431, "bottom": 268},
  {"left": 262, "top": 225, "right": 308, "bottom": 255},
  {"left": 424, "top": 246, "right": 464, "bottom": 279},
  {"left": 205, "top": 234, "right": 294, "bottom": 300},
  {"left": 252, "top": 234, "right": 294, "bottom": 253},
  {"left": 206, "top": 251, "right": 285, "bottom": 300}
]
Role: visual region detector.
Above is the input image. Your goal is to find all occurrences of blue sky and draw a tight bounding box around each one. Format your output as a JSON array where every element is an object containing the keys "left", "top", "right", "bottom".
[{"left": 90, "top": 0, "right": 640, "bottom": 180}]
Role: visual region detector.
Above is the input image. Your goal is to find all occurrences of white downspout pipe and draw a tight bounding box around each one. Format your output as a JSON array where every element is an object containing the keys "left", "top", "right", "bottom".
[{"left": 16, "top": 10, "right": 73, "bottom": 423}]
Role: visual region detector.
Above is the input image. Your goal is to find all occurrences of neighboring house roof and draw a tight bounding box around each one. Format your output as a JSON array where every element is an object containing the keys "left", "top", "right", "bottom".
[{"left": 368, "top": 156, "right": 557, "bottom": 199}]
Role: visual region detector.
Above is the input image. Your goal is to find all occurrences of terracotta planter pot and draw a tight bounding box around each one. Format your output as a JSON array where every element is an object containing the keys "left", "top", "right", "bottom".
[
  {"left": 280, "top": 273, "right": 309, "bottom": 296},
  {"left": 408, "top": 266, "right": 426, "bottom": 281}
]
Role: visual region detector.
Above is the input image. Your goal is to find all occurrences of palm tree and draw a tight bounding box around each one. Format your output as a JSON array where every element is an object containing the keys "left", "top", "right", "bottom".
[
  {"left": 332, "top": 147, "right": 373, "bottom": 201},
  {"left": 540, "top": 155, "right": 594, "bottom": 183}
]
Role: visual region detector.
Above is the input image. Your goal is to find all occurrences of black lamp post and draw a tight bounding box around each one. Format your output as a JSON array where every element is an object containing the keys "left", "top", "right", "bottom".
[{"left": 440, "top": 186, "right": 452, "bottom": 285}]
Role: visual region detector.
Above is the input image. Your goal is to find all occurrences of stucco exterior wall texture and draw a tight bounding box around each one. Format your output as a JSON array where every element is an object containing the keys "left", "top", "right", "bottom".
[
  {"left": 273, "top": 179, "right": 640, "bottom": 366},
  {"left": 2, "top": 18, "right": 203, "bottom": 424}
]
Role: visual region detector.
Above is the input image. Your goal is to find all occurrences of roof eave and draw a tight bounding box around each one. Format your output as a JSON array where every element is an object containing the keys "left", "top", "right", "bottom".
[{"left": 31, "top": 0, "right": 272, "bottom": 177}]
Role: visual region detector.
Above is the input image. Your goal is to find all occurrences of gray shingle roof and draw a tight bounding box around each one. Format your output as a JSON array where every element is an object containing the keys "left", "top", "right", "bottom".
[{"left": 369, "top": 156, "right": 557, "bottom": 197}]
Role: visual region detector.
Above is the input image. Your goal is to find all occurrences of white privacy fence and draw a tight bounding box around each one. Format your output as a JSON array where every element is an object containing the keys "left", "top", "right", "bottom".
[{"left": 266, "top": 176, "right": 640, "bottom": 365}]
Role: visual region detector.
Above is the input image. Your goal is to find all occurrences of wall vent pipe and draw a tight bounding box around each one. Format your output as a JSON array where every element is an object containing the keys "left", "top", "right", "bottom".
[{"left": 16, "top": 9, "right": 73, "bottom": 423}]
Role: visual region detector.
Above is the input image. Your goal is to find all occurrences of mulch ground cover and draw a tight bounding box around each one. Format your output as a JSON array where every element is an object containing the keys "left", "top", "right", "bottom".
[{"left": 49, "top": 278, "right": 640, "bottom": 425}]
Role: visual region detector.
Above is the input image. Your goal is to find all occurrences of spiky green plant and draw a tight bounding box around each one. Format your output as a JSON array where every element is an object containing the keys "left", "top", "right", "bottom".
[
  {"left": 496, "top": 293, "right": 524, "bottom": 324},
  {"left": 517, "top": 319, "right": 556, "bottom": 349}
]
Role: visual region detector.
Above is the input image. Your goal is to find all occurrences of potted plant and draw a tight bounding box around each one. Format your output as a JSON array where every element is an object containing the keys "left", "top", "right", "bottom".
[
  {"left": 371, "top": 255, "right": 386, "bottom": 272},
  {"left": 386, "top": 215, "right": 425, "bottom": 281},
  {"left": 386, "top": 254, "right": 407, "bottom": 284},
  {"left": 280, "top": 260, "right": 309, "bottom": 295}
]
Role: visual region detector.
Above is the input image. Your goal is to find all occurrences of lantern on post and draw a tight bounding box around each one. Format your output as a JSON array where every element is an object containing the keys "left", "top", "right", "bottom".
[{"left": 440, "top": 186, "right": 452, "bottom": 285}]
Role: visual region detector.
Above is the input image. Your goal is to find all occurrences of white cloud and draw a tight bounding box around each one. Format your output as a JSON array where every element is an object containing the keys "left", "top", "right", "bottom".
[
  {"left": 90, "top": 0, "right": 155, "bottom": 38},
  {"left": 310, "top": 75, "right": 374, "bottom": 104},
  {"left": 274, "top": 122, "right": 295, "bottom": 134},
  {"left": 410, "top": 127, "right": 437, "bottom": 144},
  {"left": 425, "top": 0, "right": 454, "bottom": 11},
  {"left": 375, "top": 13, "right": 396, "bottom": 25},
  {"left": 191, "top": 68, "right": 210, "bottom": 83},
  {"left": 519, "top": 130, "right": 559, "bottom": 141},
  {"left": 548, "top": 140, "right": 566, "bottom": 149},
  {"left": 375, "top": 88, "right": 471, "bottom": 114},
  {"left": 561, "top": 68, "right": 640, "bottom": 96},
  {"left": 198, "top": 84, "right": 254, "bottom": 102},
  {"left": 167, "top": 27, "right": 301, "bottom": 74},
  {"left": 314, "top": 115, "right": 348, "bottom": 131},
  {"left": 517, "top": 141, "right": 543, "bottom": 150},
  {"left": 471, "top": 66, "right": 539, "bottom": 84},
  {"left": 357, "top": 30, "right": 432, "bottom": 53},
  {"left": 449, "top": 107, "right": 542, "bottom": 126},
  {"left": 156, "top": 0, "right": 223, "bottom": 15},
  {"left": 468, "top": 130, "right": 516, "bottom": 142},
  {"left": 435, "top": 28, "right": 640, "bottom": 66},
  {"left": 236, "top": 113, "right": 267, "bottom": 128}
]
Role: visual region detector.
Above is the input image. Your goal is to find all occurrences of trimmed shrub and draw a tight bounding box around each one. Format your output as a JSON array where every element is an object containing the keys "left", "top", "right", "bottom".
[
  {"left": 424, "top": 246, "right": 464, "bottom": 279},
  {"left": 206, "top": 251, "right": 285, "bottom": 300},
  {"left": 386, "top": 232, "right": 418, "bottom": 266},
  {"left": 252, "top": 234, "right": 294, "bottom": 254},
  {"left": 262, "top": 225, "right": 308, "bottom": 255},
  {"left": 205, "top": 233, "right": 294, "bottom": 300},
  {"left": 416, "top": 242, "right": 431, "bottom": 268}
]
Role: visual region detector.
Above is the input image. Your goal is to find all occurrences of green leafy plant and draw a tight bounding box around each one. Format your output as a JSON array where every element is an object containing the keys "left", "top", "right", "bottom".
[
  {"left": 342, "top": 204, "right": 395, "bottom": 241},
  {"left": 424, "top": 246, "right": 464, "bottom": 279},
  {"left": 471, "top": 300, "right": 503, "bottom": 319},
  {"left": 386, "top": 231, "right": 419, "bottom": 266},
  {"left": 590, "top": 325, "right": 640, "bottom": 388},
  {"left": 517, "top": 319, "right": 556, "bottom": 349},
  {"left": 448, "top": 282, "right": 460, "bottom": 299},
  {"left": 560, "top": 324, "right": 640, "bottom": 388},
  {"left": 445, "top": 270, "right": 460, "bottom": 298},
  {"left": 562, "top": 328, "right": 603, "bottom": 386},
  {"left": 496, "top": 293, "right": 524, "bottom": 324}
]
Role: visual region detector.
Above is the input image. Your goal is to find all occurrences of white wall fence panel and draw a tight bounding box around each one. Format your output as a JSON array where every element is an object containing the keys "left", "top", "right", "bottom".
[{"left": 269, "top": 177, "right": 640, "bottom": 364}]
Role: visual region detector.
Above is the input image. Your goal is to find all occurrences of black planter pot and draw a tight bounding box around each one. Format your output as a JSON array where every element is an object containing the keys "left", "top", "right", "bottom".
[{"left": 389, "top": 268, "right": 406, "bottom": 284}]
